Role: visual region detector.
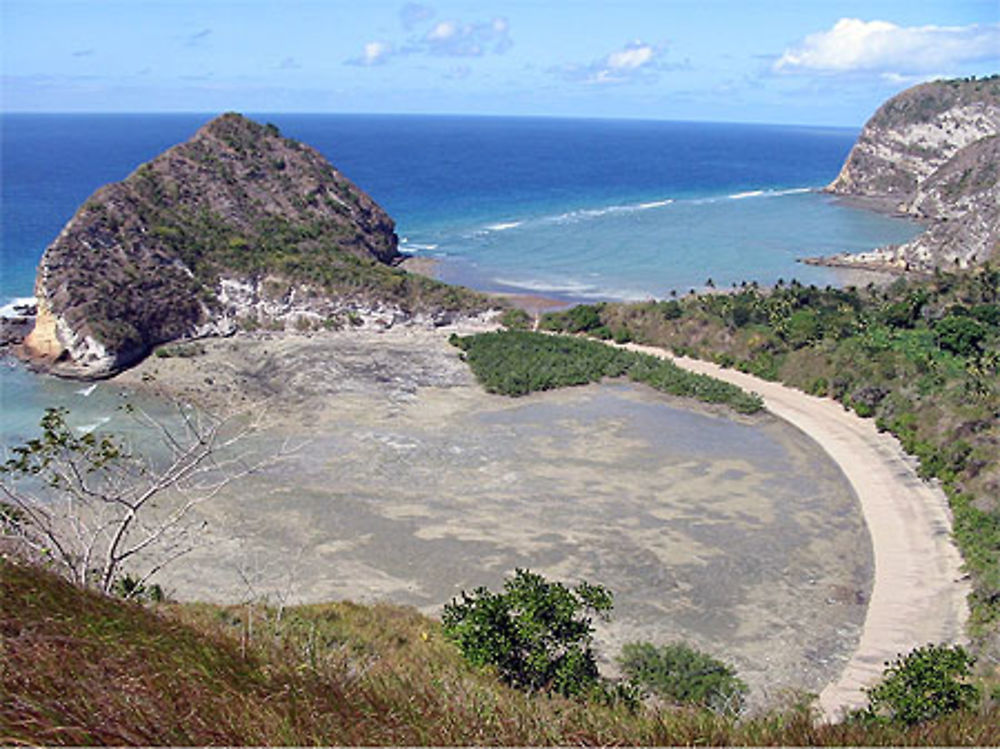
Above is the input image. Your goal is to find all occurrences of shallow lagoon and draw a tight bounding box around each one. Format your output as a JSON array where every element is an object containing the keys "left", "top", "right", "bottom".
[{"left": 122, "top": 330, "right": 874, "bottom": 705}]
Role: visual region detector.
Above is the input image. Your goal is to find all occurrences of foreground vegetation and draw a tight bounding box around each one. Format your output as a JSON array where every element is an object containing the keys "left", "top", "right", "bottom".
[
  {"left": 538, "top": 267, "right": 1000, "bottom": 662},
  {"left": 3, "top": 559, "right": 999, "bottom": 745},
  {"left": 450, "top": 329, "right": 764, "bottom": 414}
]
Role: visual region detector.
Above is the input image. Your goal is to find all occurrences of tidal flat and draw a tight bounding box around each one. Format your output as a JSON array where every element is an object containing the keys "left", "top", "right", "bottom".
[{"left": 116, "top": 327, "right": 872, "bottom": 705}]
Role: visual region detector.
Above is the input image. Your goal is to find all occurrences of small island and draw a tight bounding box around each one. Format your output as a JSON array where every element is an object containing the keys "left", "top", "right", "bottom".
[{"left": 20, "top": 113, "right": 496, "bottom": 378}]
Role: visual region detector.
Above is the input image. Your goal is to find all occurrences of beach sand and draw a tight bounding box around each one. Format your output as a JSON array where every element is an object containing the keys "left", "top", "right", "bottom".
[
  {"left": 113, "top": 324, "right": 879, "bottom": 710},
  {"left": 623, "top": 342, "right": 970, "bottom": 720}
]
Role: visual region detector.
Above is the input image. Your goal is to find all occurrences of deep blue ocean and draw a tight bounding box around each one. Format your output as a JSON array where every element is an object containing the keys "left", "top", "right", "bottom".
[{"left": 1, "top": 113, "right": 920, "bottom": 439}]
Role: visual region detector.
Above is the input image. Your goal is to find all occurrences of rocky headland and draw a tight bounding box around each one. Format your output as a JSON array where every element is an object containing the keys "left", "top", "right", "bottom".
[
  {"left": 17, "top": 113, "right": 497, "bottom": 379},
  {"left": 811, "top": 76, "right": 1000, "bottom": 273}
]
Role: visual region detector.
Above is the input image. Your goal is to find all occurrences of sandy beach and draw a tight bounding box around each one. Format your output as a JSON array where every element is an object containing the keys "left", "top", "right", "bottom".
[{"left": 624, "top": 342, "right": 970, "bottom": 720}]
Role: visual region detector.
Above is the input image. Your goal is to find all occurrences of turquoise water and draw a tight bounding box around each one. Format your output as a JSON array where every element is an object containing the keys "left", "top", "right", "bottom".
[{"left": 0, "top": 114, "right": 921, "bottom": 442}]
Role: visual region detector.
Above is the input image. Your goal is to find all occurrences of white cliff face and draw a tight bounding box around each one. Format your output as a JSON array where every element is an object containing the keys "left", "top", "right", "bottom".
[
  {"left": 215, "top": 277, "right": 498, "bottom": 333},
  {"left": 822, "top": 78, "right": 1000, "bottom": 272},
  {"left": 828, "top": 87, "right": 1000, "bottom": 200}
]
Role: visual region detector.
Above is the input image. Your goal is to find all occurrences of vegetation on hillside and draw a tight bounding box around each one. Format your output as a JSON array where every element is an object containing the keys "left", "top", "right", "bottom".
[
  {"left": 442, "top": 569, "right": 619, "bottom": 700},
  {"left": 859, "top": 644, "right": 980, "bottom": 726},
  {"left": 3, "top": 559, "right": 999, "bottom": 745},
  {"left": 619, "top": 641, "right": 748, "bottom": 713},
  {"left": 450, "top": 329, "right": 763, "bottom": 414},
  {"left": 36, "top": 113, "right": 495, "bottom": 366},
  {"left": 538, "top": 267, "right": 1000, "bottom": 660}
]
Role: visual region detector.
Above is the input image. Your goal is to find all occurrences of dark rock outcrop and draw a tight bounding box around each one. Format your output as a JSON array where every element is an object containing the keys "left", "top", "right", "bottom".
[
  {"left": 820, "top": 77, "right": 1000, "bottom": 272},
  {"left": 22, "top": 113, "right": 492, "bottom": 378}
]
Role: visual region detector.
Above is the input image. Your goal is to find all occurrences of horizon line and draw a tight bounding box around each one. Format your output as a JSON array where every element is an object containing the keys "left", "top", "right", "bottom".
[{"left": 0, "top": 110, "right": 862, "bottom": 130}]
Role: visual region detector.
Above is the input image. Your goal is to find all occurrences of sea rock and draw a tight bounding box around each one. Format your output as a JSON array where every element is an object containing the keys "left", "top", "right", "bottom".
[
  {"left": 822, "top": 77, "right": 1000, "bottom": 272},
  {"left": 20, "top": 113, "right": 494, "bottom": 379}
]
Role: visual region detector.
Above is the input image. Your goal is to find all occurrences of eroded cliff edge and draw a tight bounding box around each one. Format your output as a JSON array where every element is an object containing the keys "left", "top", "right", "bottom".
[
  {"left": 815, "top": 76, "right": 1000, "bottom": 273},
  {"left": 20, "top": 113, "right": 495, "bottom": 378}
]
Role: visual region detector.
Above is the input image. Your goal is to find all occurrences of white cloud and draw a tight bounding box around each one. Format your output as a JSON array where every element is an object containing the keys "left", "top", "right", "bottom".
[
  {"left": 345, "top": 41, "right": 394, "bottom": 66},
  {"left": 422, "top": 17, "right": 511, "bottom": 57},
  {"left": 426, "top": 21, "right": 456, "bottom": 41},
  {"left": 346, "top": 12, "right": 511, "bottom": 67},
  {"left": 774, "top": 18, "right": 1000, "bottom": 75},
  {"left": 555, "top": 41, "right": 665, "bottom": 85},
  {"left": 607, "top": 44, "right": 655, "bottom": 72}
]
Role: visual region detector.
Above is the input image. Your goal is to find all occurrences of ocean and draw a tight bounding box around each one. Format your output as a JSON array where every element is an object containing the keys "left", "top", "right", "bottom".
[{"left": 1, "top": 113, "right": 920, "bottom": 439}]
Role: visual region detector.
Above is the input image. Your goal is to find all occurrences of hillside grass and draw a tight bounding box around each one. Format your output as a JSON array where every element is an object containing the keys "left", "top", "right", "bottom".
[
  {"left": 537, "top": 268, "right": 1000, "bottom": 664},
  {"left": 450, "top": 329, "right": 764, "bottom": 414},
  {"left": 3, "top": 559, "right": 1000, "bottom": 746}
]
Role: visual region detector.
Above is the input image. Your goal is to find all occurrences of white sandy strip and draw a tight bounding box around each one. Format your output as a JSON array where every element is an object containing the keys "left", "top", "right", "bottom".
[{"left": 622, "top": 342, "right": 970, "bottom": 721}]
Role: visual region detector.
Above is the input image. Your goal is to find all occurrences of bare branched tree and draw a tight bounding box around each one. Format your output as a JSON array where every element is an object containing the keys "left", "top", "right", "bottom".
[{"left": 0, "top": 402, "right": 292, "bottom": 597}]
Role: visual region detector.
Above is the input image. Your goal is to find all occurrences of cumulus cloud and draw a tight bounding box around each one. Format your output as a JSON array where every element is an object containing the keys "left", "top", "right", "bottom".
[
  {"left": 422, "top": 16, "right": 511, "bottom": 57},
  {"left": 774, "top": 18, "right": 1000, "bottom": 75},
  {"left": 400, "top": 2, "right": 435, "bottom": 29},
  {"left": 346, "top": 10, "right": 510, "bottom": 68},
  {"left": 556, "top": 40, "right": 667, "bottom": 85},
  {"left": 345, "top": 41, "right": 394, "bottom": 67}
]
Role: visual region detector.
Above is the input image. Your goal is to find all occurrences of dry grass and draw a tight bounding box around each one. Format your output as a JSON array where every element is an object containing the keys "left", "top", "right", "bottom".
[{"left": 2, "top": 559, "right": 998, "bottom": 745}]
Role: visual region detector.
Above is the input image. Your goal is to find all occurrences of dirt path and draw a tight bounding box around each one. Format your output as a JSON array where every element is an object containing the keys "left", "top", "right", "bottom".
[{"left": 624, "top": 342, "right": 970, "bottom": 720}]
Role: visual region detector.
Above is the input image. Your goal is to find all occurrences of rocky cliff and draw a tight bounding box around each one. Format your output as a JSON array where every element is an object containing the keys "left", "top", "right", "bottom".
[
  {"left": 821, "top": 76, "right": 1000, "bottom": 272},
  {"left": 22, "top": 113, "right": 493, "bottom": 378}
]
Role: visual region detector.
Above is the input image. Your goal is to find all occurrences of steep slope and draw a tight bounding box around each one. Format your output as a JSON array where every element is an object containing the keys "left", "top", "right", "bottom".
[
  {"left": 22, "top": 113, "right": 491, "bottom": 378},
  {"left": 821, "top": 77, "right": 1000, "bottom": 272},
  {"left": 828, "top": 77, "right": 1000, "bottom": 203}
]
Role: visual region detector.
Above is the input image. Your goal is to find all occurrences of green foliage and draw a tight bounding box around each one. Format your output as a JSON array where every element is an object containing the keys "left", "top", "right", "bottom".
[
  {"left": 935, "top": 315, "right": 989, "bottom": 357},
  {"left": 1, "top": 407, "right": 124, "bottom": 484},
  {"left": 450, "top": 330, "right": 763, "bottom": 413},
  {"left": 112, "top": 573, "right": 165, "bottom": 603},
  {"left": 618, "top": 641, "right": 748, "bottom": 713},
  {"left": 499, "top": 307, "right": 533, "bottom": 330},
  {"left": 441, "top": 569, "right": 612, "bottom": 698},
  {"left": 540, "top": 303, "right": 606, "bottom": 333},
  {"left": 863, "top": 644, "right": 980, "bottom": 725},
  {"left": 154, "top": 342, "right": 206, "bottom": 359},
  {"left": 450, "top": 330, "right": 632, "bottom": 396}
]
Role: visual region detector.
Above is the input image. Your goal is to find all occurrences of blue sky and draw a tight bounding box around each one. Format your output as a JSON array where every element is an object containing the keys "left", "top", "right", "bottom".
[{"left": 2, "top": 0, "right": 998, "bottom": 125}]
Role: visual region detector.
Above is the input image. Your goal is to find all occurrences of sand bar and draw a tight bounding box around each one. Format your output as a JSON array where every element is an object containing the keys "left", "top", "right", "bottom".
[{"left": 624, "top": 342, "right": 970, "bottom": 720}]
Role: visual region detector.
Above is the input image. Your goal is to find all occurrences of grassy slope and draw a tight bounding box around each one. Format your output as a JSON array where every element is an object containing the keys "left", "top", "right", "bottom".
[
  {"left": 538, "top": 269, "right": 1000, "bottom": 664},
  {"left": 3, "top": 560, "right": 999, "bottom": 746}
]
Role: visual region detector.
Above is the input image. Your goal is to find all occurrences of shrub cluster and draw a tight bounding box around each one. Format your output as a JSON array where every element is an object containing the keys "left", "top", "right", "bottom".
[
  {"left": 450, "top": 330, "right": 763, "bottom": 414},
  {"left": 618, "top": 641, "right": 748, "bottom": 713}
]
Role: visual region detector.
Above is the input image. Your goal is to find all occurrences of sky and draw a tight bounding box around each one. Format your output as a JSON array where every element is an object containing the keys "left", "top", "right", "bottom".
[{"left": 2, "top": 0, "right": 998, "bottom": 126}]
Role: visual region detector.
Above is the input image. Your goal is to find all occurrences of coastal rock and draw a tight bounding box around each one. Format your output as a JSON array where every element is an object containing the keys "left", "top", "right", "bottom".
[
  {"left": 21, "top": 113, "right": 494, "bottom": 379},
  {"left": 821, "top": 77, "right": 1000, "bottom": 273}
]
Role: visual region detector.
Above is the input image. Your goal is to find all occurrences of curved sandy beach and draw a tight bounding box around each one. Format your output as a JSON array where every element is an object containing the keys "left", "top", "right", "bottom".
[{"left": 624, "top": 342, "right": 970, "bottom": 720}]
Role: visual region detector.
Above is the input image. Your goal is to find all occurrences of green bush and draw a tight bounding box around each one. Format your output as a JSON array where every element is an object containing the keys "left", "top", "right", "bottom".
[
  {"left": 499, "top": 307, "right": 533, "bottom": 330},
  {"left": 862, "top": 644, "right": 980, "bottom": 725},
  {"left": 935, "top": 315, "right": 988, "bottom": 356},
  {"left": 451, "top": 331, "right": 763, "bottom": 413},
  {"left": 441, "top": 569, "right": 612, "bottom": 698},
  {"left": 618, "top": 641, "right": 747, "bottom": 713}
]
